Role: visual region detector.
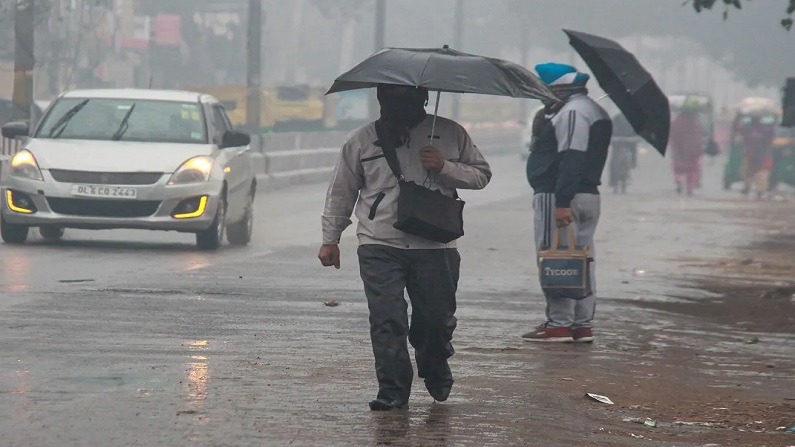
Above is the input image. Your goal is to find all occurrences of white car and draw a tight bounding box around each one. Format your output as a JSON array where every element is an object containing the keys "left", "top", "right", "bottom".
[{"left": 0, "top": 89, "right": 256, "bottom": 250}]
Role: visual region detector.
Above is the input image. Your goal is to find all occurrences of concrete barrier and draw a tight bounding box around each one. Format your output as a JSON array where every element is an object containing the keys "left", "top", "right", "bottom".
[{"left": 254, "top": 148, "right": 338, "bottom": 191}]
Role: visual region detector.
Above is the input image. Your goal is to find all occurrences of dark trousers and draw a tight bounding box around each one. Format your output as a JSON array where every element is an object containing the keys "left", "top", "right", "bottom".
[{"left": 357, "top": 244, "right": 460, "bottom": 404}]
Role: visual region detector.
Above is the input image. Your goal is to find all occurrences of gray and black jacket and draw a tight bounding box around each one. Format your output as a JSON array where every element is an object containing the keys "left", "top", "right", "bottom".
[
  {"left": 322, "top": 115, "right": 491, "bottom": 249},
  {"left": 526, "top": 94, "right": 612, "bottom": 207}
]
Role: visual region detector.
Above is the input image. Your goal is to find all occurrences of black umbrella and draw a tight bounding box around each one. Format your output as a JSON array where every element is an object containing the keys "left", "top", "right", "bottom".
[
  {"left": 564, "top": 29, "right": 670, "bottom": 155},
  {"left": 327, "top": 46, "right": 558, "bottom": 141}
]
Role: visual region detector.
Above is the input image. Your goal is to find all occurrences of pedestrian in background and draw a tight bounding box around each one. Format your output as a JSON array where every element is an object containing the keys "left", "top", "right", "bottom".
[
  {"left": 738, "top": 114, "right": 776, "bottom": 199},
  {"left": 523, "top": 63, "right": 612, "bottom": 343},
  {"left": 669, "top": 104, "right": 705, "bottom": 196},
  {"left": 318, "top": 83, "right": 491, "bottom": 410}
]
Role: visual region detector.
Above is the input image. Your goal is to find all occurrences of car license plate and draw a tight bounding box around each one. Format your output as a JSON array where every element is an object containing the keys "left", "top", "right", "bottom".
[{"left": 71, "top": 184, "right": 138, "bottom": 199}]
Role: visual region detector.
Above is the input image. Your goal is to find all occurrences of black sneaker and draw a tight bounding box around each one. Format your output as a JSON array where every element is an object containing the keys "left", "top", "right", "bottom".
[
  {"left": 426, "top": 382, "right": 452, "bottom": 402},
  {"left": 369, "top": 398, "right": 407, "bottom": 411}
]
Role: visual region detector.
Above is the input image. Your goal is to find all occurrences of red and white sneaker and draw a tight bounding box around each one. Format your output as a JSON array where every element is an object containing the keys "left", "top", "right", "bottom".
[
  {"left": 572, "top": 326, "right": 594, "bottom": 343},
  {"left": 521, "top": 324, "right": 573, "bottom": 342}
]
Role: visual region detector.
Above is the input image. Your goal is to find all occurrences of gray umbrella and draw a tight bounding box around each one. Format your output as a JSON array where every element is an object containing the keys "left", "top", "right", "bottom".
[
  {"left": 326, "top": 46, "right": 558, "bottom": 140},
  {"left": 327, "top": 46, "right": 556, "bottom": 100}
]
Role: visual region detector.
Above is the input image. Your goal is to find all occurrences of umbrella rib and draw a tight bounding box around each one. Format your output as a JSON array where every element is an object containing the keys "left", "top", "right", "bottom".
[{"left": 416, "top": 54, "right": 433, "bottom": 88}]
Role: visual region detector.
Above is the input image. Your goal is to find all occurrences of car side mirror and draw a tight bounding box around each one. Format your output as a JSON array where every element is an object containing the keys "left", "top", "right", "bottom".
[
  {"left": 219, "top": 100, "right": 238, "bottom": 111},
  {"left": 1, "top": 121, "right": 30, "bottom": 139},
  {"left": 221, "top": 130, "right": 250, "bottom": 148}
]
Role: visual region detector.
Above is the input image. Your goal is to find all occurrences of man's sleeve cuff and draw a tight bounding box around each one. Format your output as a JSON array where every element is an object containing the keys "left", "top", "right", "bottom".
[
  {"left": 322, "top": 230, "right": 342, "bottom": 244},
  {"left": 438, "top": 160, "right": 455, "bottom": 176},
  {"left": 555, "top": 196, "right": 572, "bottom": 208}
]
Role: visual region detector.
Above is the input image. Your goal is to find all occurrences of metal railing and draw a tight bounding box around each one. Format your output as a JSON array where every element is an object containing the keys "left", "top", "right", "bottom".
[
  {"left": 255, "top": 130, "right": 349, "bottom": 153},
  {"left": 1, "top": 137, "right": 22, "bottom": 156}
]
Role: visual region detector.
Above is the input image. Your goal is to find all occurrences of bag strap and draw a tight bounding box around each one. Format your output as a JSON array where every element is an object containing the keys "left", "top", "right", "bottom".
[
  {"left": 374, "top": 120, "right": 404, "bottom": 182},
  {"left": 550, "top": 225, "right": 577, "bottom": 251},
  {"left": 374, "top": 120, "right": 460, "bottom": 199}
]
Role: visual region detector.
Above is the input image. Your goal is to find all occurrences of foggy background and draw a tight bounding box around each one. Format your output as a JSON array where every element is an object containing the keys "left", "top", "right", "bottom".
[{"left": 0, "top": 0, "right": 790, "bottom": 118}]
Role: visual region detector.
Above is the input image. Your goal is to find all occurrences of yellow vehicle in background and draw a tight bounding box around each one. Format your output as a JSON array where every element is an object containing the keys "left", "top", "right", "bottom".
[
  {"left": 186, "top": 85, "right": 330, "bottom": 132},
  {"left": 188, "top": 84, "right": 527, "bottom": 133},
  {"left": 268, "top": 85, "right": 326, "bottom": 131}
]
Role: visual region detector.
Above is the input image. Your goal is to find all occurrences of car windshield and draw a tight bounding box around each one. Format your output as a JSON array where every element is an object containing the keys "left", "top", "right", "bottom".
[{"left": 35, "top": 97, "right": 207, "bottom": 144}]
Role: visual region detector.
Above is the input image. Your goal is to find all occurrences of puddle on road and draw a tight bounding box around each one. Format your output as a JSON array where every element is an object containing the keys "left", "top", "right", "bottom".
[
  {"left": 182, "top": 340, "right": 210, "bottom": 411},
  {"left": 0, "top": 252, "right": 32, "bottom": 293}
]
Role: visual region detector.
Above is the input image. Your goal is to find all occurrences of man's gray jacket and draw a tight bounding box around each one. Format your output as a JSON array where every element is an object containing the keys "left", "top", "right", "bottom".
[{"left": 322, "top": 115, "right": 491, "bottom": 249}]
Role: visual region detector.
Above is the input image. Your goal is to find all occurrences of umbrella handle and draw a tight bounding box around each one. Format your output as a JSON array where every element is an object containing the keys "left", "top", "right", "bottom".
[{"left": 430, "top": 90, "right": 441, "bottom": 146}]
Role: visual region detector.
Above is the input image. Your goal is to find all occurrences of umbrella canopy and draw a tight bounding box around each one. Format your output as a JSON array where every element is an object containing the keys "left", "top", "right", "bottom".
[
  {"left": 734, "top": 97, "right": 779, "bottom": 116},
  {"left": 564, "top": 29, "right": 670, "bottom": 155},
  {"left": 326, "top": 46, "right": 558, "bottom": 103},
  {"left": 669, "top": 94, "right": 712, "bottom": 112}
]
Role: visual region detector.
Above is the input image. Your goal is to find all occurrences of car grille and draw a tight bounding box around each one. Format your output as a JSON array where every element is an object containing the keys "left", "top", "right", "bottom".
[
  {"left": 49, "top": 169, "right": 163, "bottom": 185},
  {"left": 47, "top": 198, "right": 161, "bottom": 218}
]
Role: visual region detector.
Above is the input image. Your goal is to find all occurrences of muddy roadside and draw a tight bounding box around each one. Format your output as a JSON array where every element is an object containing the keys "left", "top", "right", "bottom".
[{"left": 550, "top": 199, "right": 795, "bottom": 446}]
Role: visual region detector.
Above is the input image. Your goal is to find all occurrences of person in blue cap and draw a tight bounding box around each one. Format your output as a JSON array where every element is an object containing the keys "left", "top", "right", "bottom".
[{"left": 523, "top": 62, "right": 612, "bottom": 342}]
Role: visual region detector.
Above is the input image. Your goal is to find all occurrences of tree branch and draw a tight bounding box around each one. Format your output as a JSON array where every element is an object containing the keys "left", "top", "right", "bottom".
[{"left": 689, "top": 0, "right": 794, "bottom": 29}]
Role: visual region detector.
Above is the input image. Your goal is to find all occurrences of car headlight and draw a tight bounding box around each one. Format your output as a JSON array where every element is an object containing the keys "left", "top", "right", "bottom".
[
  {"left": 9, "top": 150, "right": 44, "bottom": 181},
  {"left": 168, "top": 156, "right": 213, "bottom": 184}
]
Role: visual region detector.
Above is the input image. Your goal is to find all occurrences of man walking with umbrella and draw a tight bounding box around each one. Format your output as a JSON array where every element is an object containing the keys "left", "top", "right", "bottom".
[
  {"left": 318, "top": 83, "right": 491, "bottom": 410},
  {"left": 523, "top": 63, "right": 612, "bottom": 342}
]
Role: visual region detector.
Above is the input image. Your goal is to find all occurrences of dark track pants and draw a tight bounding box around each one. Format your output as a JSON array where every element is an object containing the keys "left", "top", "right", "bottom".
[{"left": 357, "top": 244, "right": 460, "bottom": 404}]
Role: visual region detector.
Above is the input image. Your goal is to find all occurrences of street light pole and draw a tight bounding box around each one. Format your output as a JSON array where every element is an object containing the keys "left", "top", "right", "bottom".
[
  {"left": 451, "top": 0, "right": 463, "bottom": 121},
  {"left": 519, "top": 14, "right": 529, "bottom": 122},
  {"left": 375, "top": 0, "right": 385, "bottom": 52},
  {"left": 12, "top": 0, "right": 35, "bottom": 121},
  {"left": 246, "top": 0, "right": 263, "bottom": 134},
  {"left": 371, "top": 0, "right": 386, "bottom": 119}
]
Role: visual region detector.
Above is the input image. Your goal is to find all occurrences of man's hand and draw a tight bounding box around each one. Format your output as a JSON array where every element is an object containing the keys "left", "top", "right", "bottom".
[
  {"left": 419, "top": 146, "right": 445, "bottom": 173},
  {"left": 318, "top": 244, "right": 341, "bottom": 269},
  {"left": 555, "top": 207, "right": 574, "bottom": 228}
]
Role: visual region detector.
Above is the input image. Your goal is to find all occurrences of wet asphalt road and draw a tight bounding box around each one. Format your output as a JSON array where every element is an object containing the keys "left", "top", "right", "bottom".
[{"left": 0, "top": 146, "right": 793, "bottom": 446}]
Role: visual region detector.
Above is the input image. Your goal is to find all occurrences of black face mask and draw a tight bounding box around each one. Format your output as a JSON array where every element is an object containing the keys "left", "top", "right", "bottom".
[
  {"left": 379, "top": 94, "right": 426, "bottom": 123},
  {"left": 376, "top": 86, "right": 428, "bottom": 145}
]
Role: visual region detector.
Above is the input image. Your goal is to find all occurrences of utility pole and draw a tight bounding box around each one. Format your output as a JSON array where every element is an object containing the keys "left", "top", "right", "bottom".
[
  {"left": 371, "top": 0, "right": 386, "bottom": 119},
  {"left": 450, "top": 0, "right": 463, "bottom": 121},
  {"left": 246, "top": 0, "right": 263, "bottom": 134},
  {"left": 12, "top": 0, "right": 35, "bottom": 121},
  {"left": 519, "top": 10, "right": 529, "bottom": 121},
  {"left": 374, "top": 0, "right": 385, "bottom": 52}
]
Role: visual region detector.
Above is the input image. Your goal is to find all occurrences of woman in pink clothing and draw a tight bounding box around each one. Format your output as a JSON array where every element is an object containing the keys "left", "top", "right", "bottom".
[{"left": 669, "top": 108, "right": 705, "bottom": 195}]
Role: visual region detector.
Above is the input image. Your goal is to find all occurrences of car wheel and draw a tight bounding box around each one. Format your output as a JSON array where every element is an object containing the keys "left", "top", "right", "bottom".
[
  {"left": 40, "top": 225, "right": 65, "bottom": 241},
  {"left": 196, "top": 197, "right": 226, "bottom": 250},
  {"left": 1, "top": 216, "right": 28, "bottom": 244},
  {"left": 227, "top": 192, "right": 253, "bottom": 246}
]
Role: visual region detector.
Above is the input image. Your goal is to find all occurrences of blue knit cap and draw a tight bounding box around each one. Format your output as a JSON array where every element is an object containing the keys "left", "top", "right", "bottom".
[{"left": 535, "top": 62, "right": 590, "bottom": 86}]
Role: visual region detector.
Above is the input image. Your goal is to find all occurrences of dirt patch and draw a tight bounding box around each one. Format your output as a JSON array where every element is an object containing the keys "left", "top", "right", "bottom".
[
  {"left": 641, "top": 283, "right": 795, "bottom": 335},
  {"left": 551, "top": 200, "right": 795, "bottom": 445},
  {"left": 522, "top": 343, "right": 795, "bottom": 446},
  {"left": 636, "top": 206, "right": 795, "bottom": 334}
]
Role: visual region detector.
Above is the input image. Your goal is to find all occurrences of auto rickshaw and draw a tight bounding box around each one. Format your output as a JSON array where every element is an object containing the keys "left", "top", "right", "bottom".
[
  {"left": 770, "top": 125, "right": 795, "bottom": 189},
  {"left": 723, "top": 97, "right": 780, "bottom": 190}
]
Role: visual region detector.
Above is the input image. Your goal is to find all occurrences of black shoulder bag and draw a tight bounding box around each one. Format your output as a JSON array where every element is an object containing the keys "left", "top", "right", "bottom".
[{"left": 374, "top": 120, "right": 465, "bottom": 243}]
